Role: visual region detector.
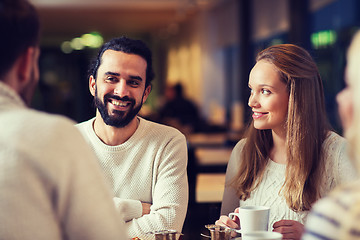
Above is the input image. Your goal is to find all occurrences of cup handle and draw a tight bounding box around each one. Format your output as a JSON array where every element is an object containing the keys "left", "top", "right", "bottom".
[
  {"left": 228, "top": 212, "right": 237, "bottom": 220},
  {"left": 228, "top": 213, "right": 242, "bottom": 233}
]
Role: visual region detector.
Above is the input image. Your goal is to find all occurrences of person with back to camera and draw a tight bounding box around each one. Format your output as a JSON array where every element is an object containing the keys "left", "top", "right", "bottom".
[
  {"left": 76, "top": 36, "right": 188, "bottom": 240},
  {"left": 215, "top": 44, "right": 357, "bottom": 240},
  {"left": 302, "top": 30, "right": 360, "bottom": 240},
  {"left": 0, "top": 0, "right": 128, "bottom": 239}
]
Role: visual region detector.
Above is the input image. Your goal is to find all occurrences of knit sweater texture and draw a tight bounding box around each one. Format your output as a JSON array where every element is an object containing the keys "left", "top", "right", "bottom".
[
  {"left": 0, "top": 81, "right": 127, "bottom": 240},
  {"left": 221, "top": 132, "right": 357, "bottom": 230},
  {"left": 76, "top": 117, "right": 188, "bottom": 240}
]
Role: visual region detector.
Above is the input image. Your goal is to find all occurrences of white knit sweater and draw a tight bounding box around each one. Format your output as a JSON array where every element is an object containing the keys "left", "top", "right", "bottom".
[
  {"left": 76, "top": 117, "right": 188, "bottom": 240},
  {"left": 221, "top": 132, "right": 357, "bottom": 230},
  {"left": 0, "top": 82, "right": 127, "bottom": 240}
]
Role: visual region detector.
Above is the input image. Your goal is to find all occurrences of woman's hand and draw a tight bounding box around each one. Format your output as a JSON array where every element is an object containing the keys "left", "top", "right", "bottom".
[
  {"left": 215, "top": 208, "right": 240, "bottom": 229},
  {"left": 215, "top": 208, "right": 240, "bottom": 238},
  {"left": 272, "top": 220, "right": 304, "bottom": 240}
]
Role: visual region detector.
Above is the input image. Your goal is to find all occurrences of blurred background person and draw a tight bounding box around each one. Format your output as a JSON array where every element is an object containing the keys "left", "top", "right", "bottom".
[
  {"left": 158, "top": 82, "right": 203, "bottom": 135},
  {"left": 302, "top": 30, "right": 360, "bottom": 240},
  {"left": 215, "top": 44, "right": 357, "bottom": 240},
  {"left": 0, "top": 0, "right": 127, "bottom": 239}
]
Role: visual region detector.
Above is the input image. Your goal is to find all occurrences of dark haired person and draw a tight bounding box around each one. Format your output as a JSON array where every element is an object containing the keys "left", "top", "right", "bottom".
[
  {"left": 158, "top": 82, "right": 202, "bottom": 134},
  {"left": 215, "top": 44, "right": 357, "bottom": 240},
  {"left": 0, "top": 0, "right": 127, "bottom": 239},
  {"left": 76, "top": 36, "right": 188, "bottom": 240}
]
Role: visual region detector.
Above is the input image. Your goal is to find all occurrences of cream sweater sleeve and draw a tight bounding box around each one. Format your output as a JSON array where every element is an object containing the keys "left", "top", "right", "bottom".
[
  {"left": 126, "top": 132, "right": 189, "bottom": 240},
  {"left": 113, "top": 197, "right": 142, "bottom": 221},
  {"left": 322, "top": 132, "right": 358, "bottom": 193},
  {"left": 220, "top": 139, "right": 245, "bottom": 215}
]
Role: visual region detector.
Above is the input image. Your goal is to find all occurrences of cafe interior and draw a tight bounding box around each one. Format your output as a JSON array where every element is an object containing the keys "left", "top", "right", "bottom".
[{"left": 28, "top": 0, "right": 360, "bottom": 239}]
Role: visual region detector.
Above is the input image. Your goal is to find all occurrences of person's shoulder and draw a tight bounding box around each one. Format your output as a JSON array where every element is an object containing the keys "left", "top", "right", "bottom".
[
  {"left": 233, "top": 138, "right": 247, "bottom": 152},
  {"left": 27, "top": 109, "right": 81, "bottom": 137},
  {"left": 314, "top": 180, "right": 360, "bottom": 214},
  {"left": 324, "top": 131, "right": 345, "bottom": 144},
  {"left": 75, "top": 117, "right": 94, "bottom": 132},
  {"left": 139, "top": 117, "right": 185, "bottom": 138},
  {"left": 322, "top": 131, "right": 346, "bottom": 151},
  {"left": 1, "top": 108, "right": 85, "bottom": 149},
  {"left": 5, "top": 107, "right": 76, "bottom": 131}
]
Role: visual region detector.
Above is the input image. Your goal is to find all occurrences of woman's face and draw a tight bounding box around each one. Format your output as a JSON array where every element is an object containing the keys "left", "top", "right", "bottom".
[
  {"left": 248, "top": 60, "right": 289, "bottom": 135},
  {"left": 336, "top": 69, "right": 354, "bottom": 132}
]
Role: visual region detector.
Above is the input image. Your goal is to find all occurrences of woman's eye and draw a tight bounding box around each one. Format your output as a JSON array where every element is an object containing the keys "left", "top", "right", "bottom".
[{"left": 262, "top": 89, "right": 271, "bottom": 95}]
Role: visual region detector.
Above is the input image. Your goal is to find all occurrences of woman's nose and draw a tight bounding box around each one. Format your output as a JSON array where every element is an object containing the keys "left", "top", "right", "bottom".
[{"left": 248, "top": 93, "right": 260, "bottom": 108}]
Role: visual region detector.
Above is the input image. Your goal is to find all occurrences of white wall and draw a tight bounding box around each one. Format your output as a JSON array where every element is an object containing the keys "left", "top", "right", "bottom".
[
  {"left": 166, "top": 0, "right": 239, "bottom": 123},
  {"left": 252, "top": 0, "right": 289, "bottom": 41}
]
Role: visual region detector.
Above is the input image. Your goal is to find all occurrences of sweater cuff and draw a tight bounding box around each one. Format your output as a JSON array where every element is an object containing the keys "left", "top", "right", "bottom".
[{"left": 113, "top": 197, "right": 142, "bottom": 222}]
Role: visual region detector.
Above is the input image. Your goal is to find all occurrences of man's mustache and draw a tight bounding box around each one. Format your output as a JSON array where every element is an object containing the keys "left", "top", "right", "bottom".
[{"left": 104, "top": 94, "right": 135, "bottom": 104}]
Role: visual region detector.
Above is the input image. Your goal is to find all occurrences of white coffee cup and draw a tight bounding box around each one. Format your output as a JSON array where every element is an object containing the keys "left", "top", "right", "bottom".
[
  {"left": 228, "top": 205, "right": 270, "bottom": 233},
  {"left": 242, "top": 231, "right": 282, "bottom": 240}
]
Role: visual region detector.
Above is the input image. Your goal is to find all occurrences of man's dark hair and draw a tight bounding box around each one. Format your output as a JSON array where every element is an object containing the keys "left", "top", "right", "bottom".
[
  {"left": 89, "top": 36, "right": 155, "bottom": 87},
  {"left": 0, "top": 0, "right": 40, "bottom": 78}
]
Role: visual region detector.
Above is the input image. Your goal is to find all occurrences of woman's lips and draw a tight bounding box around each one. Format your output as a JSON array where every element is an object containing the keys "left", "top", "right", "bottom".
[{"left": 252, "top": 111, "right": 268, "bottom": 119}]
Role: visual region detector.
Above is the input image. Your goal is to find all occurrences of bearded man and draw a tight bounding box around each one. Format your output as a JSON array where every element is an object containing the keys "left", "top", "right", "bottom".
[{"left": 76, "top": 36, "right": 188, "bottom": 240}]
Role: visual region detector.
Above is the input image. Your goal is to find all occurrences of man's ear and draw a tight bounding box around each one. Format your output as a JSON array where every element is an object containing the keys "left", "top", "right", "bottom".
[
  {"left": 89, "top": 75, "right": 96, "bottom": 97},
  {"left": 142, "top": 85, "right": 152, "bottom": 103},
  {"left": 16, "top": 47, "right": 36, "bottom": 88}
]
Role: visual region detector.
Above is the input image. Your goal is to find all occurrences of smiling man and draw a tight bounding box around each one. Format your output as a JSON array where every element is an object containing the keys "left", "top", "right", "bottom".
[{"left": 76, "top": 37, "right": 188, "bottom": 240}]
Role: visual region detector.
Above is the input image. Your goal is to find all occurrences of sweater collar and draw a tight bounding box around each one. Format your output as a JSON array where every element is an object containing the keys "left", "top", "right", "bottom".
[{"left": 0, "top": 81, "right": 26, "bottom": 109}]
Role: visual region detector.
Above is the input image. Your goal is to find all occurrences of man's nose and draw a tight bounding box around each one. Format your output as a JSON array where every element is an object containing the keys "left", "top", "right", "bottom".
[{"left": 114, "top": 80, "right": 129, "bottom": 97}]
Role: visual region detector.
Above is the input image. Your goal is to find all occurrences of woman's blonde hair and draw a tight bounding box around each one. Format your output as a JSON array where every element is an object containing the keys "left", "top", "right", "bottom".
[
  {"left": 231, "top": 44, "right": 329, "bottom": 211},
  {"left": 344, "top": 31, "right": 360, "bottom": 169},
  {"left": 339, "top": 30, "right": 360, "bottom": 240}
]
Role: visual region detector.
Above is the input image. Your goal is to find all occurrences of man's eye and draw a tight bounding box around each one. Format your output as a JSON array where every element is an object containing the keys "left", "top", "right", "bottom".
[
  {"left": 106, "top": 77, "right": 116, "bottom": 82},
  {"left": 129, "top": 80, "right": 140, "bottom": 86}
]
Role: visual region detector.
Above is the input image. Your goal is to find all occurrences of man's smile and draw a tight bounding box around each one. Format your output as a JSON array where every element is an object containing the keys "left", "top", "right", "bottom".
[{"left": 110, "top": 99, "right": 131, "bottom": 107}]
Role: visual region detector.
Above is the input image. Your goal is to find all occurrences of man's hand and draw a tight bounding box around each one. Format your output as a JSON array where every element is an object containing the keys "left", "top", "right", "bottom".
[
  {"left": 273, "top": 220, "right": 304, "bottom": 240},
  {"left": 141, "top": 202, "right": 151, "bottom": 216}
]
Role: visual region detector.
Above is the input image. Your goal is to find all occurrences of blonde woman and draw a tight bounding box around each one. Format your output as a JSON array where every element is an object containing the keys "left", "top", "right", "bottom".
[
  {"left": 302, "top": 30, "right": 360, "bottom": 240},
  {"left": 215, "top": 44, "right": 357, "bottom": 240}
]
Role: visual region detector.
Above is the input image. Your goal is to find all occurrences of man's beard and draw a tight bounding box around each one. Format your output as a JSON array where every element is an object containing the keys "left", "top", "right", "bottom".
[{"left": 94, "top": 88, "right": 143, "bottom": 128}]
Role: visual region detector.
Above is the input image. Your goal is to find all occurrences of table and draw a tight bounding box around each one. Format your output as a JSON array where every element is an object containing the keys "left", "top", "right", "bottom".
[
  {"left": 195, "top": 173, "right": 226, "bottom": 203},
  {"left": 195, "top": 147, "right": 232, "bottom": 166},
  {"left": 188, "top": 133, "right": 228, "bottom": 147}
]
